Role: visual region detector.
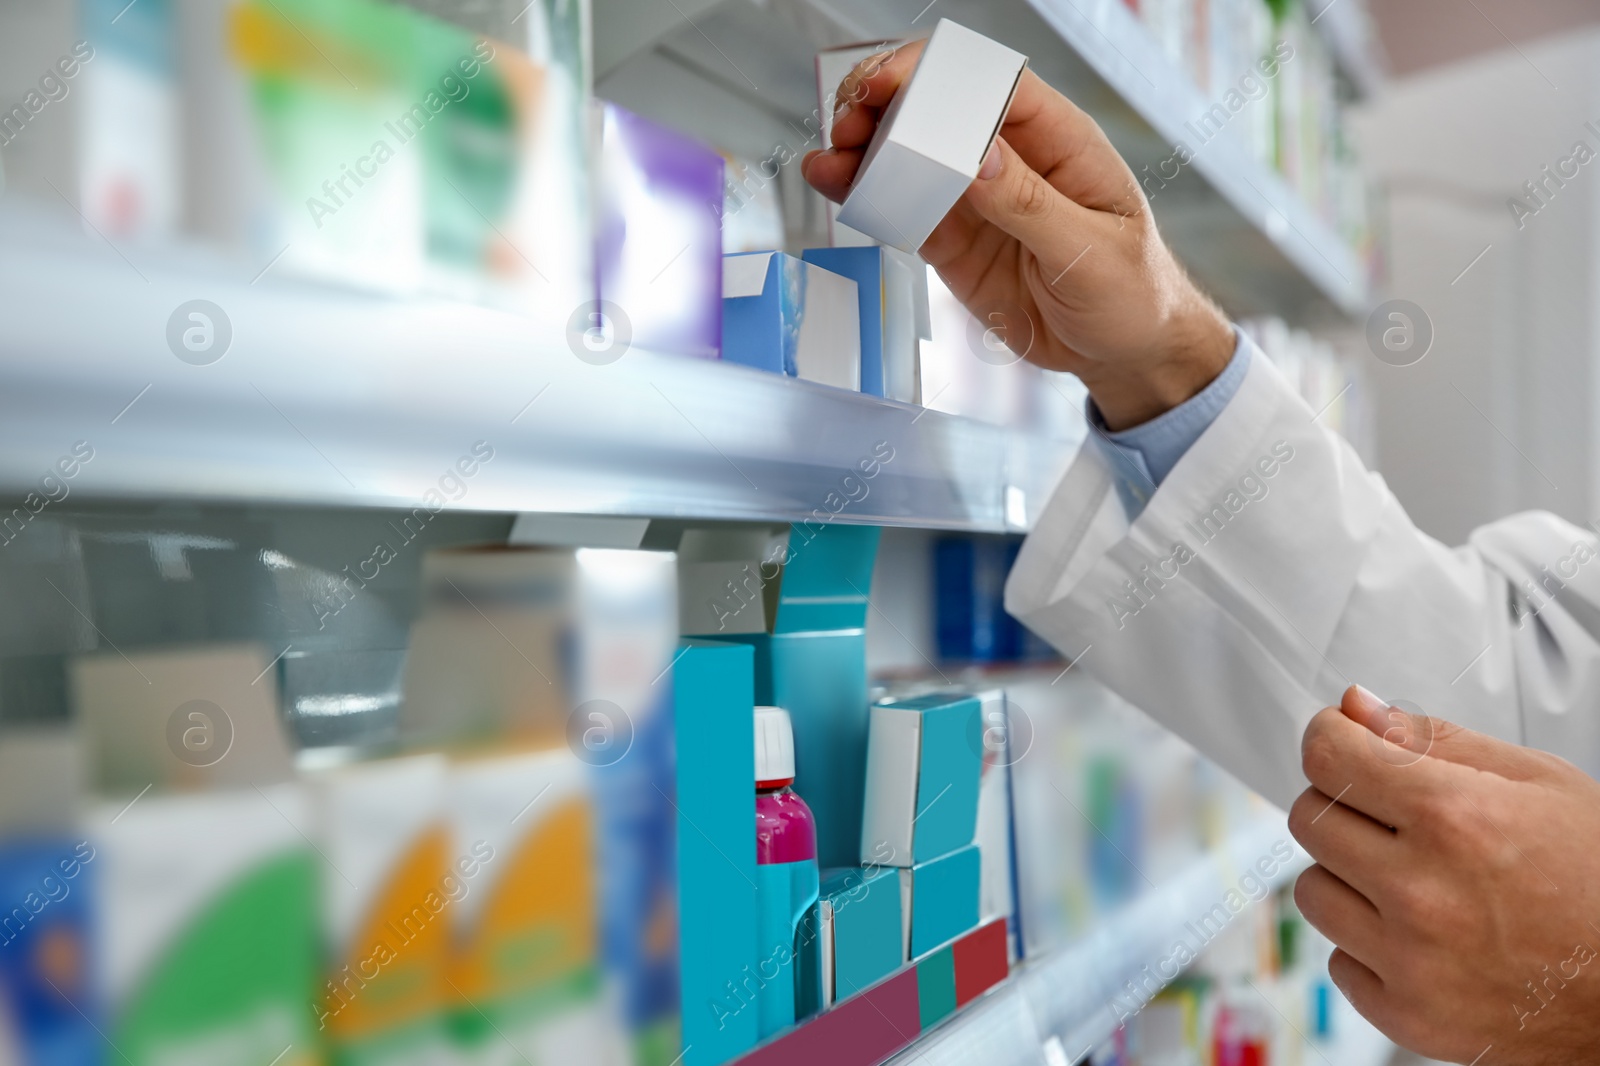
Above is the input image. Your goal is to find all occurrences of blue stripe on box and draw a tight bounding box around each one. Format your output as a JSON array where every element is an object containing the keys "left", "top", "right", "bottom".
[{"left": 801, "top": 248, "right": 886, "bottom": 398}]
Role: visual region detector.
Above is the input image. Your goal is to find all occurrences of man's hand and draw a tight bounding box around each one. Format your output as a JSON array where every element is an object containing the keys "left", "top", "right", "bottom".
[
  {"left": 802, "top": 43, "right": 1235, "bottom": 430},
  {"left": 1290, "top": 686, "right": 1600, "bottom": 1064}
]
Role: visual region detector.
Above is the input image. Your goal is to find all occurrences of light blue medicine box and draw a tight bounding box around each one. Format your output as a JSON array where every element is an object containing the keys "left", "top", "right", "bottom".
[{"left": 722, "top": 252, "right": 861, "bottom": 391}]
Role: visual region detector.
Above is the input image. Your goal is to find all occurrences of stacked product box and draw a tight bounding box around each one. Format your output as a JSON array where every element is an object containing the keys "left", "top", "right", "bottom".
[
  {"left": 669, "top": 522, "right": 1016, "bottom": 1065},
  {"left": 722, "top": 683, "right": 1013, "bottom": 1065},
  {"left": 672, "top": 639, "right": 761, "bottom": 1066},
  {"left": 72, "top": 643, "right": 306, "bottom": 794},
  {"left": 670, "top": 522, "right": 879, "bottom": 1059},
  {"left": 70, "top": 643, "right": 321, "bottom": 1066},
  {"left": 302, "top": 754, "right": 455, "bottom": 1066},
  {"left": 445, "top": 746, "right": 607, "bottom": 1065},
  {"left": 402, "top": 543, "right": 679, "bottom": 1066},
  {"left": 596, "top": 102, "right": 725, "bottom": 360},
  {"left": 0, "top": 0, "right": 180, "bottom": 240},
  {"left": 401, "top": 546, "right": 576, "bottom": 751},
  {"left": 721, "top": 251, "right": 861, "bottom": 391},
  {"left": 179, "top": 0, "right": 591, "bottom": 324},
  {"left": 91, "top": 786, "right": 320, "bottom": 1066},
  {"left": 0, "top": 730, "right": 98, "bottom": 1066},
  {"left": 674, "top": 522, "right": 880, "bottom": 875},
  {"left": 860, "top": 695, "right": 984, "bottom": 959},
  {"left": 800, "top": 246, "right": 925, "bottom": 403}
]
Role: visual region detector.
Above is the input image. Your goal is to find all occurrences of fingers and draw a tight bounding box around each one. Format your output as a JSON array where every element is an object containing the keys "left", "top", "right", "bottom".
[
  {"left": 828, "top": 43, "right": 924, "bottom": 150},
  {"left": 826, "top": 51, "right": 1137, "bottom": 217},
  {"left": 1287, "top": 786, "right": 1399, "bottom": 905},
  {"left": 809, "top": 132, "right": 1098, "bottom": 274},
  {"left": 1293, "top": 865, "right": 1388, "bottom": 972},
  {"left": 1340, "top": 685, "right": 1566, "bottom": 783},
  {"left": 1325, "top": 947, "right": 1437, "bottom": 1058},
  {"left": 1301, "top": 705, "right": 1444, "bottom": 828},
  {"left": 801, "top": 147, "right": 864, "bottom": 205},
  {"left": 994, "top": 70, "right": 1141, "bottom": 213},
  {"left": 959, "top": 136, "right": 1094, "bottom": 275},
  {"left": 1326, "top": 948, "right": 1387, "bottom": 1029}
]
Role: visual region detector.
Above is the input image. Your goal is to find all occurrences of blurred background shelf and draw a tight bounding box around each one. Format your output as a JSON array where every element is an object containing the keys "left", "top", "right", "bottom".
[
  {"left": 597, "top": 0, "right": 1376, "bottom": 325},
  {"left": 0, "top": 207, "right": 1079, "bottom": 531},
  {"left": 1321, "top": 993, "right": 1397, "bottom": 1066},
  {"left": 1017, "top": 0, "right": 1371, "bottom": 321},
  {"left": 1306, "top": 0, "right": 1386, "bottom": 100},
  {"left": 1019, "top": 814, "right": 1304, "bottom": 1059}
]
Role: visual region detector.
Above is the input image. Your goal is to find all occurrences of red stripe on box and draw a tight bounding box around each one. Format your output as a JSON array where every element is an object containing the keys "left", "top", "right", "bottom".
[
  {"left": 732, "top": 968, "right": 922, "bottom": 1066},
  {"left": 952, "top": 918, "right": 1009, "bottom": 1007}
]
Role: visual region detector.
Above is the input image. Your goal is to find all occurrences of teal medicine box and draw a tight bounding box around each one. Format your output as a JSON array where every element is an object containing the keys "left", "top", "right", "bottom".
[
  {"left": 673, "top": 639, "right": 760, "bottom": 1065},
  {"left": 902, "top": 844, "right": 981, "bottom": 960},
  {"left": 861, "top": 693, "right": 983, "bottom": 866}
]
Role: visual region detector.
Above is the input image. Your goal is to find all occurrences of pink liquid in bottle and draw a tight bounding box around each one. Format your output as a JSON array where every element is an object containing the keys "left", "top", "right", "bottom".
[
  {"left": 756, "top": 786, "right": 818, "bottom": 865},
  {"left": 753, "top": 706, "right": 820, "bottom": 1039}
]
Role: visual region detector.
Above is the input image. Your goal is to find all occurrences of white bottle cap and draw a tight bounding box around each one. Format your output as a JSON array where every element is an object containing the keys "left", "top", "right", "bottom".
[{"left": 754, "top": 705, "right": 795, "bottom": 785}]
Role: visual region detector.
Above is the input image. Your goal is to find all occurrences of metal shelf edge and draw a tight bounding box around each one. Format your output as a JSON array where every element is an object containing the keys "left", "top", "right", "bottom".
[
  {"left": 881, "top": 814, "right": 1356, "bottom": 1066},
  {"left": 1023, "top": 0, "right": 1370, "bottom": 318},
  {"left": 0, "top": 212, "right": 1079, "bottom": 531}
]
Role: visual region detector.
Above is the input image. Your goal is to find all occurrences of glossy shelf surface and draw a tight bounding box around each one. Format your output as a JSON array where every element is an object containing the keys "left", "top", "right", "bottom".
[{"left": 0, "top": 209, "right": 1078, "bottom": 530}]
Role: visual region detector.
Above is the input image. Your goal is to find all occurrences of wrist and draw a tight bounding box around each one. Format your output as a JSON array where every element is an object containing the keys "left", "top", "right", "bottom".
[{"left": 1085, "top": 299, "right": 1235, "bottom": 432}]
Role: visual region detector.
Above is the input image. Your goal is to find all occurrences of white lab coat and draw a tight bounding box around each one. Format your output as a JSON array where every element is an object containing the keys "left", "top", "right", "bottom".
[{"left": 1005, "top": 352, "right": 1600, "bottom": 811}]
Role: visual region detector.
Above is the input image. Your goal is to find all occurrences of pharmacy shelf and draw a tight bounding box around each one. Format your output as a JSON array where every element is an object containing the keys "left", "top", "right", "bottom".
[
  {"left": 605, "top": 0, "right": 1372, "bottom": 324},
  {"left": 0, "top": 208, "right": 1077, "bottom": 530},
  {"left": 1308, "top": 0, "right": 1386, "bottom": 99},
  {"left": 875, "top": 813, "right": 1394, "bottom": 1066},
  {"left": 1013, "top": 0, "right": 1370, "bottom": 322}
]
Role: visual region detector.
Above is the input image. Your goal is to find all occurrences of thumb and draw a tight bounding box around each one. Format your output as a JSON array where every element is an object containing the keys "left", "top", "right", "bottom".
[
  {"left": 1341, "top": 684, "right": 1556, "bottom": 781},
  {"left": 963, "top": 135, "right": 1093, "bottom": 273}
]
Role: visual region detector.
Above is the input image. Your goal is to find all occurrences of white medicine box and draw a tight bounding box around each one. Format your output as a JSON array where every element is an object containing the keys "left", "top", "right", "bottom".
[{"left": 836, "top": 20, "right": 1028, "bottom": 253}]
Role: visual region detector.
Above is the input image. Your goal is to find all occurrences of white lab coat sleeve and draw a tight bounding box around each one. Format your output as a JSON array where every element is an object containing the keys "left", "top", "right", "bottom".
[{"left": 1005, "top": 352, "right": 1600, "bottom": 811}]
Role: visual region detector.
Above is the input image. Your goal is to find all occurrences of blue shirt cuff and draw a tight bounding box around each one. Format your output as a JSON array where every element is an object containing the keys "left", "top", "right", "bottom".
[{"left": 1088, "top": 328, "right": 1253, "bottom": 517}]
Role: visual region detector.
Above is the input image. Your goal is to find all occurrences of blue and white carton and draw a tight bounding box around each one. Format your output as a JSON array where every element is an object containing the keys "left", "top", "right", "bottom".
[
  {"left": 722, "top": 252, "right": 861, "bottom": 391},
  {"left": 801, "top": 246, "right": 927, "bottom": 402}
]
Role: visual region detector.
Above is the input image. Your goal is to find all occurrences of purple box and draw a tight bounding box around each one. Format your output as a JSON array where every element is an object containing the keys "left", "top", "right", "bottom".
[{"left": 595, "top": 104, "right": 725, "bottom": 360}]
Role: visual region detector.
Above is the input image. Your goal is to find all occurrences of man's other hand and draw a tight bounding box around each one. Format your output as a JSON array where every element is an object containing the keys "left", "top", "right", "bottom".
[{"left": 1290, "top": 685, "right": 1600, "bottom": 1064}]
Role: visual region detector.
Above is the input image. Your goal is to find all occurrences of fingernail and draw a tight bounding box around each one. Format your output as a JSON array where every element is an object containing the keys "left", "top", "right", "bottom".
[
  {"left": 1350, "top": 684, "right": 1385, "bottom": 714},
  {"left": 978, "top": 142, "right": 1003, "bottom": 181}
]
